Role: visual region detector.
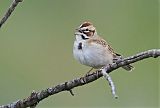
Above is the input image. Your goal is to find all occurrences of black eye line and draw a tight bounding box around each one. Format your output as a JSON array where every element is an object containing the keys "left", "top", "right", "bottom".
[
  {"left": 78, "top": 30, "right": 82, "bottom": 33},
  {"left": 81, "top": 35, "right": 89, "bottom": 40}
]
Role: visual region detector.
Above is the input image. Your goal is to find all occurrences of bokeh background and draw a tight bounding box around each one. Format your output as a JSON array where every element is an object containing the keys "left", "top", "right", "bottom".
[{"left": 0, "top": 0, "right": 159, "bottom": 108}]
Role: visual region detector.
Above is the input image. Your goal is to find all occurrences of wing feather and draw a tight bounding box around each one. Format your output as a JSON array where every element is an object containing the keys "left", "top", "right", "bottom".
[{"left": 87, "top": 36, "right": 118, "bottom": 57}]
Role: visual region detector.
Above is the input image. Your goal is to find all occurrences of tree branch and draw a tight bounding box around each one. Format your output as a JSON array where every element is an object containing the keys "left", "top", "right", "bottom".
[
  {"left": 0, "top": 1, "right": 159, "bottom": 108},
  {"left": 0, "top": 0, "right": 23, "bottom": 28},
  {"left": 0, "top": 49, "right": 159, "bottom": 108}
]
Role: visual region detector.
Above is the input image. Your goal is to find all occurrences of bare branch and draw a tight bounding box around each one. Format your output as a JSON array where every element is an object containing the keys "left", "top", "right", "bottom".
[
  {"left": 101, "top": 68, "right": 118, "bottom": 99},
  {"left": 0, "top": 0, "right": 23, "bottom": 28},
  {"left": 0, "top": 49, "right": 159, "bottom": 108}
]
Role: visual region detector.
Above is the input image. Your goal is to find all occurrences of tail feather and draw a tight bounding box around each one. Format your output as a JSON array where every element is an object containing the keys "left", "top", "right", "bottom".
[{"left": 114, "top": 53, "right": 134, "bottom": 72}]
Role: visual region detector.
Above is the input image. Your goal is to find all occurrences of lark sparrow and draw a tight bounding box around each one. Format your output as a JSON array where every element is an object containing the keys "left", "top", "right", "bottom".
[{"left": 73, "top": 22, "right": 133, "bottom": 72}]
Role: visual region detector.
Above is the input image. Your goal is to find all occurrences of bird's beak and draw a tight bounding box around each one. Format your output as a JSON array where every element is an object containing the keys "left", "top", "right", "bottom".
[
  {"left": 74, "top": 32, "right": 79, "bottom": 35},
  {"left": 75, "top": 28, "right": 80, "bottom": 32},
  {"left": 75, "top": 28, "right": 79, "bottom": 31},
  {"left": 75, "top": 28, "right": 82, "bottom": 33},
  {"left": 74, "top": 29, "right": 82, "bottom": 35}
]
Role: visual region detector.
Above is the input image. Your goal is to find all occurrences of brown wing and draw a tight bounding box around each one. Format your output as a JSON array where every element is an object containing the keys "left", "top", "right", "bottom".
[
  {"left": 87, "top": 36, "right": 121, "bottom": 57},
  {"left": 88, "top": 38, "right": 107, "bottom": 47},
  {"left": 87, "top": 36, "right": 134, "bottom": 71},
  {"left": 107, "top": 44, "right": 121, "bottom": 58},
  {"left": 91, "top": 37, "right": 121, "bottom": 58}
]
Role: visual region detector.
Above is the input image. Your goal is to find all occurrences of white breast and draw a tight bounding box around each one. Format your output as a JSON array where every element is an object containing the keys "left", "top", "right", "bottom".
[{"left": 73, "top": 40, "right": 113, "bottom": 68}]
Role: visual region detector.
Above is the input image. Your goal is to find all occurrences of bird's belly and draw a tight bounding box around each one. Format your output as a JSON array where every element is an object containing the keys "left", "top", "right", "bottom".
[
  {"left": 73, "top": 44, "right": 113, "bottom": 68},
  {"left": 83, "top": 49, "right": 113, "bottom": 68}
]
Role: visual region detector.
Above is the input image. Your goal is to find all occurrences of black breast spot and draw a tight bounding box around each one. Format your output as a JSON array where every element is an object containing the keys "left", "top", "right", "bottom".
[{"left": 78, "top": 42, "right": 82, "bottom": 50}]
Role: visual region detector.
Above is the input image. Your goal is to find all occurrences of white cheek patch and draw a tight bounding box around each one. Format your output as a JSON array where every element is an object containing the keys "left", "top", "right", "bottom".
[
  {"left": 84, "top": 31, "right": 90, "bottom": 33},
  {"left": 80, "top": 27, "right": 88, "bottom": 30}
]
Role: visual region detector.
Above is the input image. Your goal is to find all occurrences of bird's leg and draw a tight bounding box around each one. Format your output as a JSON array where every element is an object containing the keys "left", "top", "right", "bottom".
[{"left": 85, "top": 67, "right": 94, "bottom": 76}]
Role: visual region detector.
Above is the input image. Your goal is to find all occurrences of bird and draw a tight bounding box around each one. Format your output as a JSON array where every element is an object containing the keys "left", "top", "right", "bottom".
[{"left": 73, "top": 21, "right": 134, "bottom": 74}]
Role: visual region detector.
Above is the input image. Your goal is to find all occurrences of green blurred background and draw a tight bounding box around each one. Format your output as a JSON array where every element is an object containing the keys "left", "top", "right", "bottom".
[{"left": 0, "top": 0, "right": 159, "bottom": 108}]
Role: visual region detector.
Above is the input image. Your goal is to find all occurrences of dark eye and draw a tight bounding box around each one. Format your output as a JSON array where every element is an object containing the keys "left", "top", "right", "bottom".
[{"left": 86, "top": 28, "right": 89, "bottom": 31}]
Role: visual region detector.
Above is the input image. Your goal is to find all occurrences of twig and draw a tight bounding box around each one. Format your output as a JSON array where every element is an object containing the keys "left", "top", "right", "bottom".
[
  {"left": 0, "top": 49, "right": 159, "bottom": 108},
  {"left": 101, "top": 68, "right": 118, "bottom": 99},
  {"left": 0, "top": 0, "right": 23, "bottom": 28}
]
